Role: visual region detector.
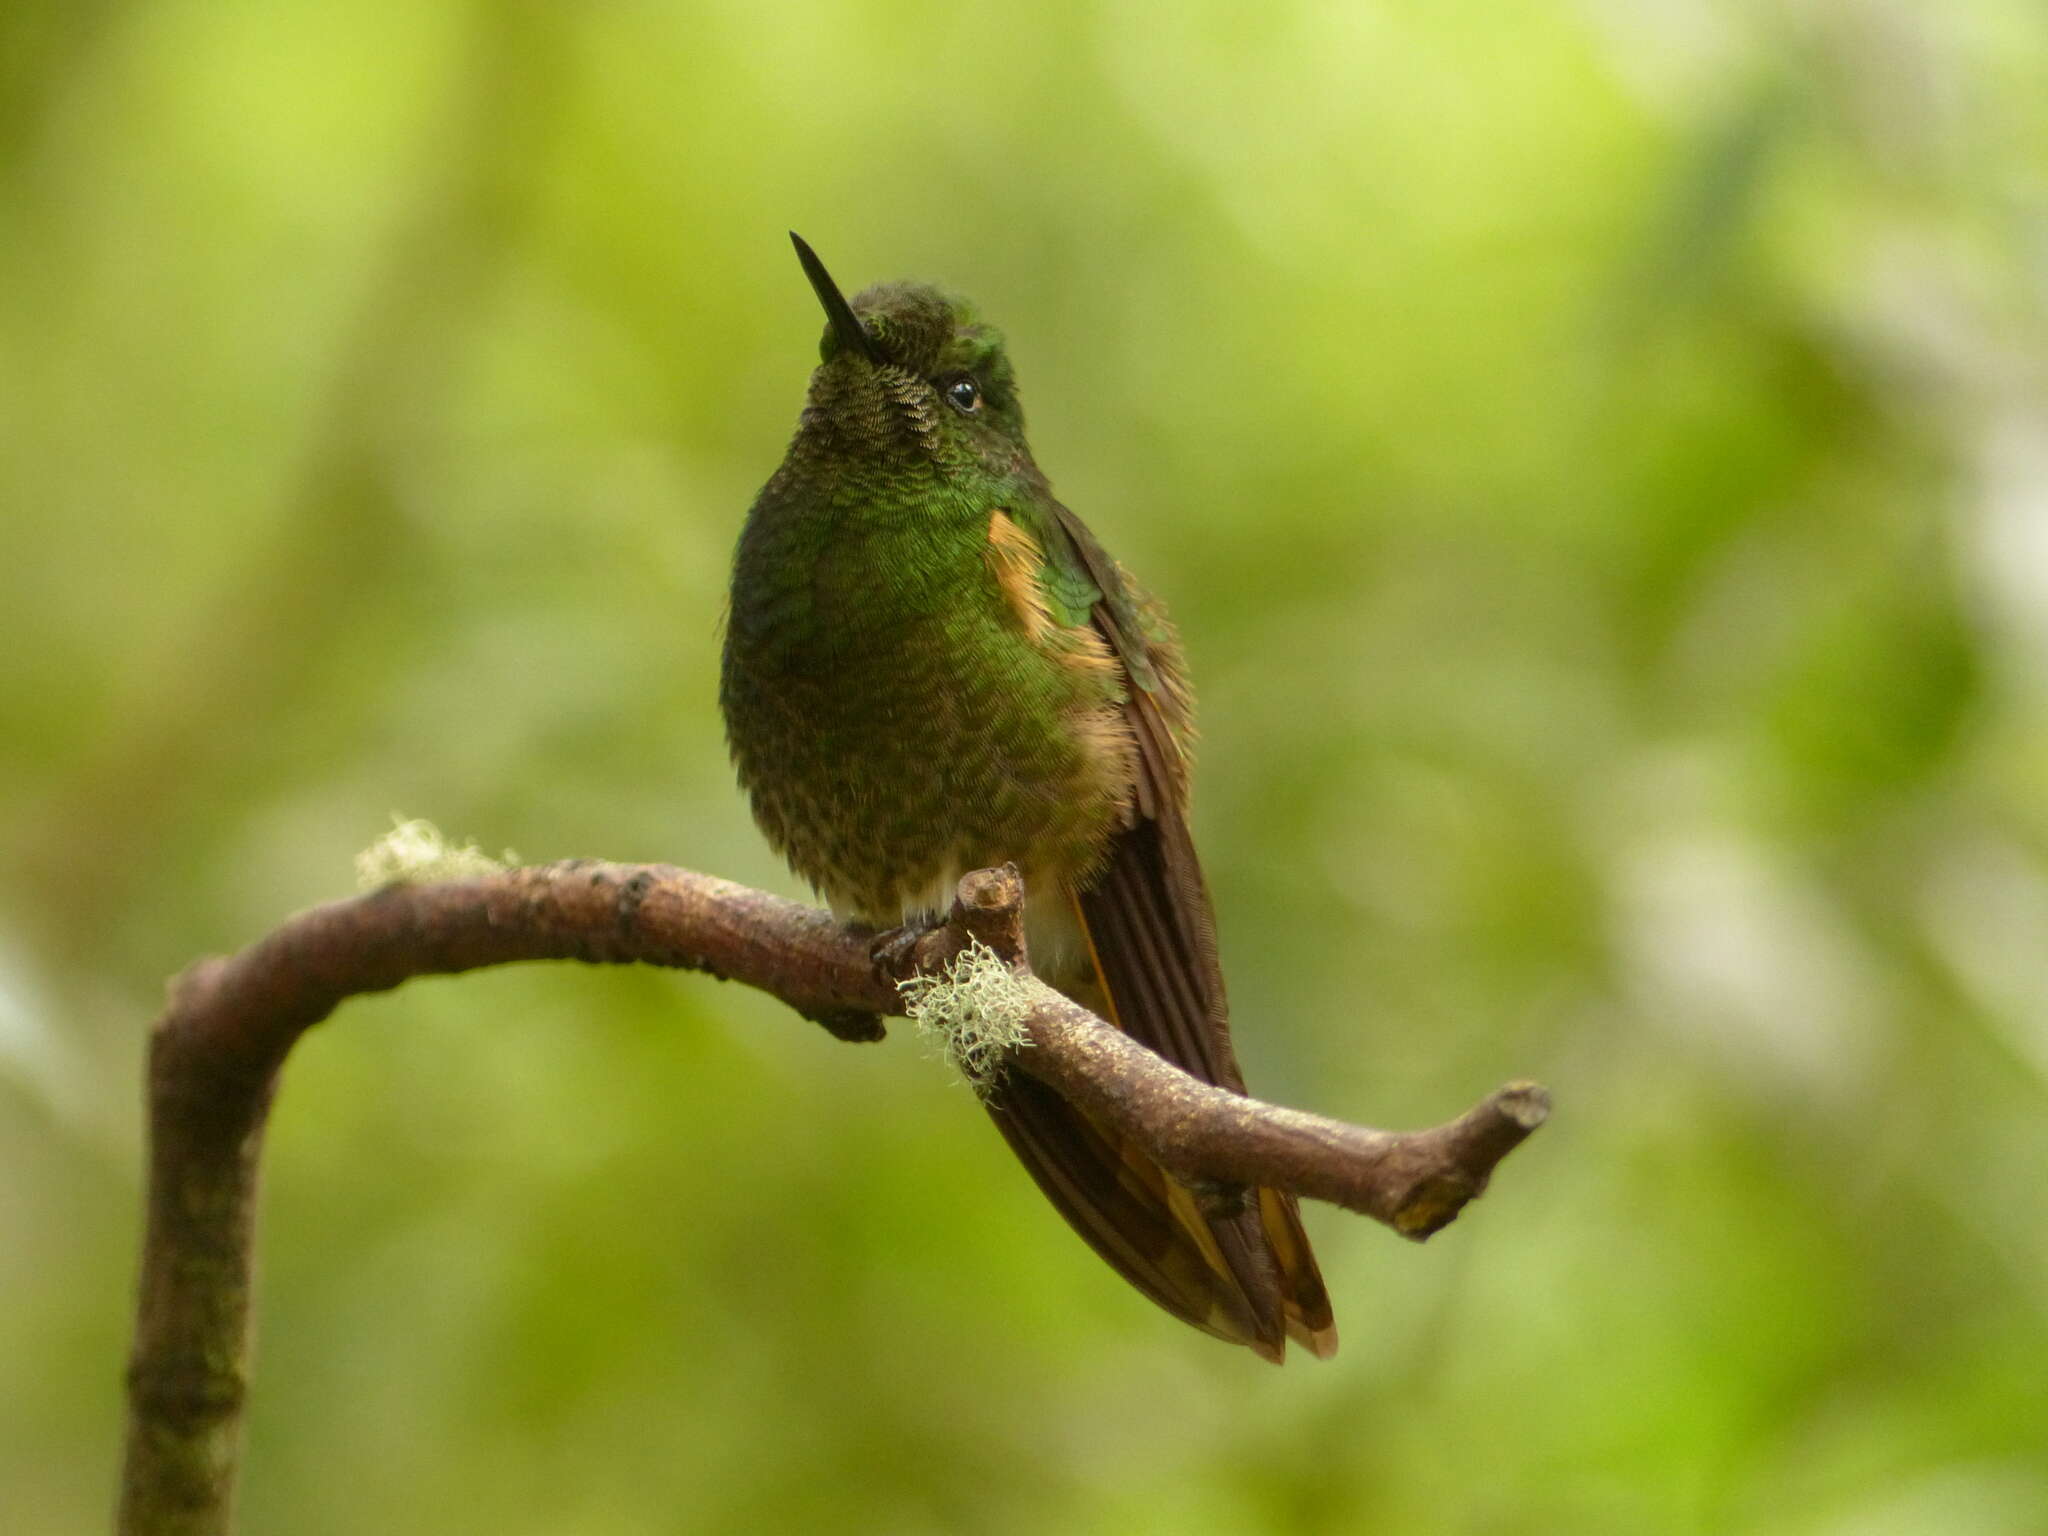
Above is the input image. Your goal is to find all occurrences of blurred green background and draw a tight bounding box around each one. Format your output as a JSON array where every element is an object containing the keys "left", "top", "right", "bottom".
[{"left": 6, "top": 0, "right": 2048, "bottom": 1531}]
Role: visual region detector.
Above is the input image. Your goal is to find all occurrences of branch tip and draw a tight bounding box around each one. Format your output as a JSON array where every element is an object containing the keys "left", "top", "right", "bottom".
[{"left": 1494, "top": 1081, "right": 1552, "bottom": 1130}]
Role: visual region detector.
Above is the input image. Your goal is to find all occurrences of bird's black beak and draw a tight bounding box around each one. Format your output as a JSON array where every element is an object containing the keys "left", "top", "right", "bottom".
[{"left": 790, "top": 232, "right": 881, "bottom": 365}]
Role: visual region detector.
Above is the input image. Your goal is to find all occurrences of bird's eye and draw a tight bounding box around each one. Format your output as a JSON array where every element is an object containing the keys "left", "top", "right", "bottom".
[{"left": 945, "top": 376, "right": 981, "bottom": 414}]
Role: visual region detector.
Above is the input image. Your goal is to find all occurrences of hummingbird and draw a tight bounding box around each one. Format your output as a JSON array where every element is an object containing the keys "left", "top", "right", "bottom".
[{"left": 719, "top": 235, "right": 1336, "bottom": 1362}]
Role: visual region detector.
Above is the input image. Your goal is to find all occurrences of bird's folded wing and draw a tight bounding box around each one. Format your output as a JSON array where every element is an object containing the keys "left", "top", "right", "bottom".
[{"left": 984, "top": 500, "right": 1335, "bottom": 1359}]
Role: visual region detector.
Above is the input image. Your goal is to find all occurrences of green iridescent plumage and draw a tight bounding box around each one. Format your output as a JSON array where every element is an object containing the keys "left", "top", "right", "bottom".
[{"left": 720, "top": 236, "right": 1335, "bottom": 1360}]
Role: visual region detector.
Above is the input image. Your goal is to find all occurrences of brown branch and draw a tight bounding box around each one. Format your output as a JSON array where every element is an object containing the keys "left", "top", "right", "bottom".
[{"left": 119, "top": 860, "right": 1548, "bottom": 1536}]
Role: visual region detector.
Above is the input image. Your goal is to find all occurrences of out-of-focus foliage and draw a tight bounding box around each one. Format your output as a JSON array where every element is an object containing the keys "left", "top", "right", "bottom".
[{"left": 5, "top": 0, "right": 2047, "bottom": 1530}]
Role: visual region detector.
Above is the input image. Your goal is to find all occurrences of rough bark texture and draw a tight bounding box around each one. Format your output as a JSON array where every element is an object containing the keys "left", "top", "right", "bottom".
[{"left": 119, "top": 860, "right": 1548, "bottom": 1535}]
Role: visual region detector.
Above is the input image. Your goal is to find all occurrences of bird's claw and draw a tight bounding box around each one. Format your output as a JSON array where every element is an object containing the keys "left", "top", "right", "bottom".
[{"left": 869, "top": 915, "right": 945, "bottom": 982}]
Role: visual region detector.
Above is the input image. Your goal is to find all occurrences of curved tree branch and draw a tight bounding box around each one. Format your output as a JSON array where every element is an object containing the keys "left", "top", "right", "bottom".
[{"left": 119, "top": 859, "right": 1548, "bottom": 1535}]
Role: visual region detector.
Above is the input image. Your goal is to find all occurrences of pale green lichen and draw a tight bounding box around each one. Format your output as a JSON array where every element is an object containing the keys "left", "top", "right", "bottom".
[
  {"left": 354, "top": 816, "right": 514, "bottom": 890},
  {"left": 897, "top": 939, "right": 1034, "bottom": 1092}
]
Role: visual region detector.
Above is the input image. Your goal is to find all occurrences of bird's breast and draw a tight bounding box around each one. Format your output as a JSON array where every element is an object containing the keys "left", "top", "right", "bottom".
[{"left": 723, "top": 506, "right": 1132, "bottom": 935}]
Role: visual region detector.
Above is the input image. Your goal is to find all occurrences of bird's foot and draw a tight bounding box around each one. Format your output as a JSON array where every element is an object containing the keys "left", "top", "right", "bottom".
[{"left": 869, "top": 914, "right": 948, "bottom": 983}]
